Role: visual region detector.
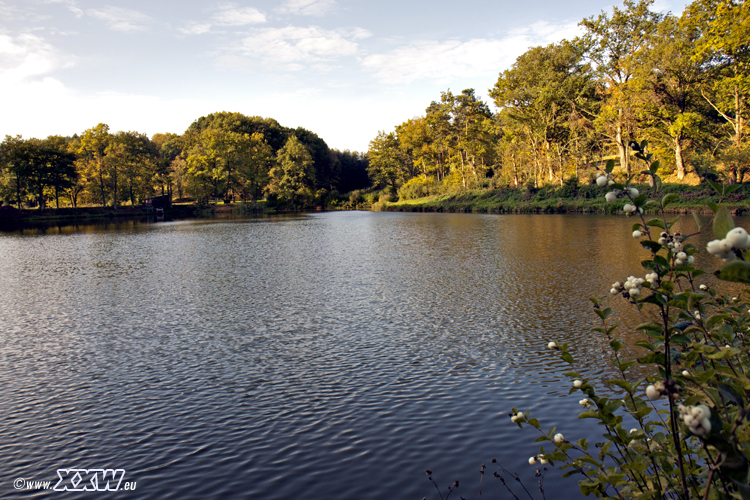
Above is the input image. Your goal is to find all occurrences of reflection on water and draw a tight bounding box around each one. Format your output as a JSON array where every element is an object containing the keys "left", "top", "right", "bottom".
[{"left": 0, "top": 212, "right": 744, "bottom": 499}]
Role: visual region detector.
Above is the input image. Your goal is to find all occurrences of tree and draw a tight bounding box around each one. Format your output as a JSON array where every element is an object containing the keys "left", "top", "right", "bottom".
[
  {"left": 692, "top": 0, "right": 749, "bottom": 151},
  {"left": 237, "top": 132, "right": 274, "bottom": 201},
  {"left": 366, "top": 131, "right": 402, "bottom": 191},
  {"left": 635, "top": 12, "right": 710, "bottom": 179},
  {"left": 108, "top": 131, "right": 158, "bottom": 206},
  {"left": 0, "top": 135, "right": 31, "bottom": 208},
  {"left": 267, "top": 135, "right": 315, "bottom": 209},
  {"left": 580, "top": 0, "right": 662, "bottom": 176},
  {"left": 491, "top": 42, "right": 597, "bottom": 185},
  {"left": 76, "top": 124, "right": 112, "bottom": 207},
  {"left": 152, "top": 133, "right": 182, "bottom": 197}
]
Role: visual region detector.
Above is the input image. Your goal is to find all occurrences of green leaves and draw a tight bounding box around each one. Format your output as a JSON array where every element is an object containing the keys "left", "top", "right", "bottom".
[
  {"left": 713, "top": 206, "right": 735, "bottom": 239},
  {"left": 605, "top": 159, "right": 615, "bottom": 174},
  {"left": 661, "top": 193, "right": 678, "bottom": 208},
  {"left": 691, "top": 210, "right": 703, "bottom": 231},
  {"left": 649, "top": 160, "right": 660, "bottom": 175},
  {"left": 716, "top": 260, "right": 750, "bottom": 285},
  {"left": 707, "top": 178, "right": 724, "bottom": 196}
]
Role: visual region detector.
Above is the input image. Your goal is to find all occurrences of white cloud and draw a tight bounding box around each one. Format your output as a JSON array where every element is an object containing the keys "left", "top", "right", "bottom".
[
  {"left": 228, "top": 26, "right": 366, "bottom": 70},
  {"left": 361, "top": 21, "right": 582, "bottom": 85},
  {"left": 42, "top": 0, "right": 84, "bottom": 18},
  {"left": 0, "top": 33, "right": 75, "bottom": 86},
  {"left": 212, "top": 4, "right": 266, "bottom": 26},
  {"left": 178, "top": 22, "right": 212, "bottom": 35},
  {"left": 276, "top": 0, "right": 337, "bottom": 17},
  {"left": 0, "top": 1, "right": 18, "bottom": 18},
  {"left": 178, "top": 4, "right": 266, "bottom": 36},
  {"left": 86, "top": 6, "right": 152, "bottom": 33}
]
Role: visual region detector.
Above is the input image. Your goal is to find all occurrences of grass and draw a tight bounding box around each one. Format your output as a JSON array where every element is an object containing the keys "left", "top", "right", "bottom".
[{"left": 382, "top": 182, "right": 750, "bottom": 215}]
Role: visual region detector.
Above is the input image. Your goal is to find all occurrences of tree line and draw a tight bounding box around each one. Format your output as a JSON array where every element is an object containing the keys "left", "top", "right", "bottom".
[
  {"left": 0, "top": 112, "right": 370, "bottom": 210},
  {"left": 367, "top": 0, "right": 749, "bottom": 200}
]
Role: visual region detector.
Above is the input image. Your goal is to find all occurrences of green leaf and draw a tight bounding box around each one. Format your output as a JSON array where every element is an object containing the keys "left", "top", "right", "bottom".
[
  {"left": 595, "top": 308, "right": 612, "bottom": 321},
  {"left": 632, "top": 223, "right": 642, "bottom": 232},
  {"left": 610, "top": 339, "right": 622, "bottom": 352},
  {"left": 707, "top": 178, "right": 724, "bottom": 195},
  {"left": 633, "top": 195, "right": 647, "bottom": 207},
  {"left": 605, "top": 159, "right": 615, "bottom": 174},
  {"left": 640, "top": 240, "right": 662, "bottom": 253},
  {"left": 661, "top": 193, "right": 678, "bottom": 208},
  {"left": 725, "top": 184, "right": 742, "bottom": 194},
  {"left": 634, "top": 340, "right": 653, "bottom": 350},
  {"left": 645, "top": 218, "right": 665, "bottom": 229},
  {"left": 707, "top": 202, "right": 719, "bottom": 213},
  {"left": 713, "top": 206, "right": 735, "bottom": 239},
  {"left": 636, "top": 322, "right": 664, "bottom": 334},
  {"left": 561, "top": 352, "right": 574, "bottom": 364},
  {"left": 691, "top": 210, "right": 703, "bottom": 231},
  {"left": 716, "top": 260, "right": 750, "bottom": 285},
  {"left": 649, "top": 160, "right": 659, "bottom": 175}
]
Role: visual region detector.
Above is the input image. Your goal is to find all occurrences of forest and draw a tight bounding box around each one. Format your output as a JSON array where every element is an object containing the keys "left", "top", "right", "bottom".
[
  {"left": 367, "top": 0, "right": 748, "bottom": 202},
  {"left": 0, "top": 0, "right": 747, "bottom": 211},
  {"left": 0, "top": 113, "right": 369, "bottom": 210}
]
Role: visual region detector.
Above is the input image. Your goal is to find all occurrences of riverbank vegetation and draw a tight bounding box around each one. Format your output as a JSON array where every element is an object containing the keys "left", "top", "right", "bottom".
[
  {"left": 0, "top": 113, "right": 369, "bottom": 213},
  {"left": 366, "top": 0, "right": 749, "bottom": 210},
  {"left": 1, "top": 0, "right": 746, "bottom": 218}
]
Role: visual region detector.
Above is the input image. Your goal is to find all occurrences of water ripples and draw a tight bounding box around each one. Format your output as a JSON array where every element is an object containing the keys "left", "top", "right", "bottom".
[{"left": 1, "top": 211, "right": 745, "bottom": 499}]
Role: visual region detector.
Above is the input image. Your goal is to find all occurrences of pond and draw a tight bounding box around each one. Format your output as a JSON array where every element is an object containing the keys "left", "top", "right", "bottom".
[{"left": 0, "top": 211, "right": 739, "bottom": 499}]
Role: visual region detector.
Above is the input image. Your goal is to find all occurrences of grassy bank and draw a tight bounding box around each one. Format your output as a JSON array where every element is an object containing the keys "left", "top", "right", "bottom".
[{"left": 377, "top": 181, "right": 750, "bottom": 215}]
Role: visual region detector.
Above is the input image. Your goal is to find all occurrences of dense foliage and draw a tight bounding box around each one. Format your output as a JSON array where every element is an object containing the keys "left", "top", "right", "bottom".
[
  {"left": 511, "top": 147, "right": 750, "bottom": 500},
  {"left": 369, "top": 0, "right": 749, "bottom": 198},
  {"left": 0, "top": 112, "right": 369, "bottom": 210}
]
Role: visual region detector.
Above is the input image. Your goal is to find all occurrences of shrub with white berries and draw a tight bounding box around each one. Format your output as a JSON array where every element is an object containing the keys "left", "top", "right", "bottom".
[
  {"left": 605, "top": 191, "right": 619, "bottom": 203},
  {"left": 677, "top": 404, "right": 712, "bottom": 436},
  {"left": 707, "top": 227, "right": 750, "bottom": 261},
  {"left": 509, "top": 164, "right": 750, "bottom": 498},
  {"left": 645, "top": 381, "right": 667, "bottom": 400},
  {"left": 510, "top": 411, "right": 524, "bottom": 423},
  {"left": 611, "top": 275, "right": 645, "bottom": 298},
  {"left": 595, "top": 173, "right": 611, "bottom": 187}
]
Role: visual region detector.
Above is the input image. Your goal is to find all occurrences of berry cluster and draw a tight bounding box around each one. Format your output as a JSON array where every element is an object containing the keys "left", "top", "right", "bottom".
[
  {"left": 645, "top": 381, "right": 667, "bottom": 400},
  {"left": 595, "top": 173, "right": 615, "bottom": 187},
  {"left": 677, "top": 404, "right": 712, "bottom": 436},
  {"left": 706, "top": 227, "right": 750, "bottom": 261},
  {"left": 604, "top": 187, "right": 639, "bottom": 205},
  {"left": 610, "top": 276, "right": 645, "bottom": 298}
]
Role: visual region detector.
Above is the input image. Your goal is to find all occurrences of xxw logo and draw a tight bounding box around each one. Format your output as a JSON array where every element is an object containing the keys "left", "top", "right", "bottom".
[{"left": 53, "top": 469, "right": 126, "bottom": 491}]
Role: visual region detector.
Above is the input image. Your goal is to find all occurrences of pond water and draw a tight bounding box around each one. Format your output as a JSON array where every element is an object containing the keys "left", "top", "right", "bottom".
[{"left": 0, "top": 211, "right": 740, "bottom": 499}]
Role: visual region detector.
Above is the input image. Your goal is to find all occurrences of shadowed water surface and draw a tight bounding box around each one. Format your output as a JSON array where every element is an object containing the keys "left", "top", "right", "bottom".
[{"left": 0, "top": 212, "right": 742, "bottom": 499}]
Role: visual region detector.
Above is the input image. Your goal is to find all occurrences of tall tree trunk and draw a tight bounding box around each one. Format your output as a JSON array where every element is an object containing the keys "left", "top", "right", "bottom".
[
  {"left": 674, "top": 138, "right": 685, "bottom": 180},
  {"left": 616, "top": 112, "right": 629, "bottom": 176},
  {"left": 113, "top": 165, "right": 118, "bottom": 209},
  {"left": 98, "top": 158, "right": 106, "bottom": 207}
]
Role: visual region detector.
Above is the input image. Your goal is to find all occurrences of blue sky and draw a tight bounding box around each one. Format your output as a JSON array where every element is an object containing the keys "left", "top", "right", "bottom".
[{"left": 1, "top": 0, "right": 686, "bottom": 152}]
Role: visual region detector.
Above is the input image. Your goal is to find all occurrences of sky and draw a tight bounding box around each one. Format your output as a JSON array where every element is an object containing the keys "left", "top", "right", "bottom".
[{"left": 1, "top": 0, "right": 688, "bottom": 152}]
